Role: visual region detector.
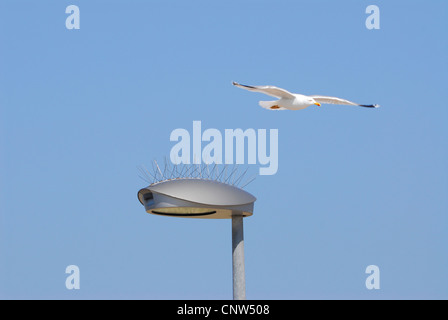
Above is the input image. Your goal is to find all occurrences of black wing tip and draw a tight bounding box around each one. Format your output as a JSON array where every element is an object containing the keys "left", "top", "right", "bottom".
[
  {"left": 360, "top": 104, "right": 380, "bottom": 108},
  {"left": 232, "top": 81, "right": 255, "bottom": 89}
]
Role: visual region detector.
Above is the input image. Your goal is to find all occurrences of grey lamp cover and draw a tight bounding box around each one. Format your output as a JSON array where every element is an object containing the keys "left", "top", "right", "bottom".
[{"left": 138, "top": 179, "right": 256, "bottom": 219}]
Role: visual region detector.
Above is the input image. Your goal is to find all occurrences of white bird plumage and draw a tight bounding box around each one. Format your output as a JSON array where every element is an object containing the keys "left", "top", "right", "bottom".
[{"left": 232, "top": 82, "right": 379, "bottom": 111}]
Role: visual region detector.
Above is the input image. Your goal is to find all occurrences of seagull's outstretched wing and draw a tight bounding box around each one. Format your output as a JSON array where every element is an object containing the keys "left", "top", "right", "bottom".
[
  {"left": 310, "top": 95, "right": 379, "bottom": 108},
  {"left": 233, "top": 82, "right": 295, "bottom": 99}
]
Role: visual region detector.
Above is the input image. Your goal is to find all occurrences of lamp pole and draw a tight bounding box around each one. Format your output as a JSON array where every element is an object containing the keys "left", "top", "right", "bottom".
[
  {"left": 232, "top": 214, "right": 246, "bottom": 300},
  {"left": 138, "top": 172, "right": 255, "bottom": 300}
]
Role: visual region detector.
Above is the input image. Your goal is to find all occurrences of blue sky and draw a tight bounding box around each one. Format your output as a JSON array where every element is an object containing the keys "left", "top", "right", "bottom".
[{"left": 1, "top": 0, "right": 447, "bottom": 299}]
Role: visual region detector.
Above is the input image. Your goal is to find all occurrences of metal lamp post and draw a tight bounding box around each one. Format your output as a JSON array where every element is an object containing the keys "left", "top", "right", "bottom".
[{"left": 137, "top": 178, "right": 256, "bottom": 300}]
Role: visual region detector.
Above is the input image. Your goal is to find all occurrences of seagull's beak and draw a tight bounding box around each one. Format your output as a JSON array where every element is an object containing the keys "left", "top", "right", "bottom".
[{"left": 314, "top": 102, "right": 321, "bottom": 106}]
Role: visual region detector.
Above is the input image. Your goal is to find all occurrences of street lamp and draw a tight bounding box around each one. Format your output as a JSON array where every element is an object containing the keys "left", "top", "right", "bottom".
[{"left": 137, "top": 163, "right": 256, "bottom": 299}]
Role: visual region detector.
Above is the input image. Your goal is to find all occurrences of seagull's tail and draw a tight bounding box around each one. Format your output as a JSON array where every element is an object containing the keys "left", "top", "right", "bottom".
[{"left": 259, "top": 100, "right": 286, "bottom": 110}]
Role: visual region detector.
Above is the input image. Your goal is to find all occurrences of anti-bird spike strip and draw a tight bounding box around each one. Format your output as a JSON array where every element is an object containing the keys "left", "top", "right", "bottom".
[{"left": 138, "top": 159, "right": 256, "bottom": 189}]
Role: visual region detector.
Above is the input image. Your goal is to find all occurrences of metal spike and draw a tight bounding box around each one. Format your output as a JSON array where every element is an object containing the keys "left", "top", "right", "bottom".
[
  {"left": 136, "top": 165, "right": 151, "bottom": 183},
  {"left": 205, "top": 162, "right": 211, "bottom": 179},
  {"left": 151, "top": 160, "right": 158, "bottom": 181},
  {"left": 224, "top": 165, "right": 238, "bottom": 184},
  {"left": 240, "top": 174, "right": 257, "bottom": 189},
  {"left": 163, "top": 157, "right": 168, "bottom": 180},
  {"left": 217, "top": 164, "right": 227, "bottom": 182},
  {"left": 233, "top": 167, "right": 249, "bottom": 186},
  {"left": 144, "top": 166, "right": 156, "bottom": 183},
  {"left": 231, "top": 167, "right": 240, "bottom": 185},
  {"left": 210, "top": 163, "right": 218, "bottom": 180},
  {"left": 154, "top": 160, "right": 164, "bottom": 180}
]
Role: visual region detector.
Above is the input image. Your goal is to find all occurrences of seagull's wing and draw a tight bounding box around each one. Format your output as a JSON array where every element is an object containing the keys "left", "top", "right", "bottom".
[
  {"left": 233, "top": 82, "right": 295, "bottom": 99},
  {"left": 310, "top": 95, "right": 379, "bottom": 108}
]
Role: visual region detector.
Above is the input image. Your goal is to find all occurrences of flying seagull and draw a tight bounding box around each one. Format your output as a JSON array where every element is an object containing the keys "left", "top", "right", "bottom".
[{"left": 232, "top": 82, "right": 379, "bottom": 110}]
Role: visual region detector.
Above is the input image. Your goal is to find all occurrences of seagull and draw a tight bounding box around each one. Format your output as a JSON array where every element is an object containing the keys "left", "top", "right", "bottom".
[{"left": 232, "top": 82, "right": 379, "bottom": 110}]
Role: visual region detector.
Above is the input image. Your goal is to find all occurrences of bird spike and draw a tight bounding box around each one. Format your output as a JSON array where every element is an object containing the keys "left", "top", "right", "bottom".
[{"left": 140, "top": 160, "right": 256, "bottom": 189}]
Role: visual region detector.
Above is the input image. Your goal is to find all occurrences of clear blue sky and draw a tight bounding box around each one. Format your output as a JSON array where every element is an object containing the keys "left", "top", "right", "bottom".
[{"left": 1, "top": 0, "right": 447, "bottom": 299}]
